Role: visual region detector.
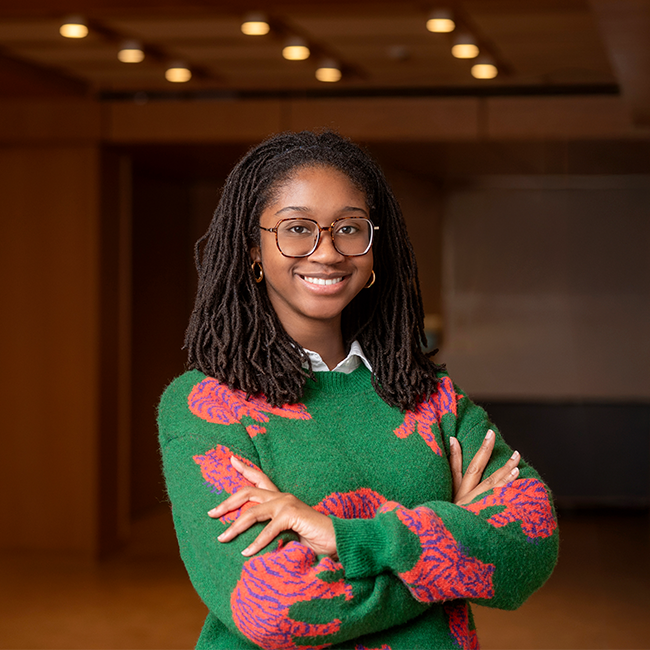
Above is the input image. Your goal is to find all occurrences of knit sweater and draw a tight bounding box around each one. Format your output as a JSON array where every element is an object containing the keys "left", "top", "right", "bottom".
[{"left": 158, "top": 366, "right": 558, "bottom": 650}]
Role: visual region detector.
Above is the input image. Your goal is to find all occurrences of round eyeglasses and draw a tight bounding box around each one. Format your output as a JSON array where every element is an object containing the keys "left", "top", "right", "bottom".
[{"left": 260, "top": 217, "right": 378, "bottom": 258}]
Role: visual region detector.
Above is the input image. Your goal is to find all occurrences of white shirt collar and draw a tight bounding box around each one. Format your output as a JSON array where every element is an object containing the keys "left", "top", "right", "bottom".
[{"left": 303, "top": 340, "right": 373, "bottom": 374}]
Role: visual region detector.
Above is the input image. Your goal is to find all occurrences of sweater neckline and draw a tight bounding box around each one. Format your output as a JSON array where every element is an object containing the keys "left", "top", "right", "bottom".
[{"left": 303, "top": 364, "right": 373, "bottom": 394}]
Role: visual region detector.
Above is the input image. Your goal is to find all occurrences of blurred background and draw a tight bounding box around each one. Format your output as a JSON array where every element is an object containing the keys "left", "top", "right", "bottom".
[{"left": 0, "top": 0, "right": 648, "bottom": 648}]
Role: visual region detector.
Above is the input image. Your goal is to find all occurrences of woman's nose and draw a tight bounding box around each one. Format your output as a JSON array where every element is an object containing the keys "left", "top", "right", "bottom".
[{"left": 308, "top": 231, "right": 345, "bottom": 262}]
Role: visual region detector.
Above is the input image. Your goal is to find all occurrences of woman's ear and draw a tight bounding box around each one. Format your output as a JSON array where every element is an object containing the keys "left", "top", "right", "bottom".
[{"left": 249, "top": 245, "right": 261, "bottom": 263}]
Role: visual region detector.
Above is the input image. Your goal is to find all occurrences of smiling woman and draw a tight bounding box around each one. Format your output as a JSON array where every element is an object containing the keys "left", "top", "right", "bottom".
[
  {"left": 157, "top": 130, "right": 558, "bottom": 650},
  {"left": 250, "top": 166, "right": 374, "bottom": 369}
]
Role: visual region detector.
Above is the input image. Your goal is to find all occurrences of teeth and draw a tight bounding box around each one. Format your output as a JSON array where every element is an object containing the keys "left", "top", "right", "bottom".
[{"left": 303, "top": 276, "right": 343, "bottom": 286}]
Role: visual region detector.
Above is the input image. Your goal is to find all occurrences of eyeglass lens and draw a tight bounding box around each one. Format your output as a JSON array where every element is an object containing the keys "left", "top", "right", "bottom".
[{"left": 276, "top": 218, "right": 372, "bottom": 257}]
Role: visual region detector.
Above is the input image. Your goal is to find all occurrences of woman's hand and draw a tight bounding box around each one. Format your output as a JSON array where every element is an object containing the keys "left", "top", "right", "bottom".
[
  {"left": 208, "top": 456, "right": 337, "bottom": 558},
  {"left": 450, "top": 429, "right": 521, "bottom": 506}
]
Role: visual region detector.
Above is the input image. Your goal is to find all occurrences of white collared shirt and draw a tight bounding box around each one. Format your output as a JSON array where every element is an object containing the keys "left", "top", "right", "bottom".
[{"left": 303, "top": 340, "right": 373, "bottom": 374}]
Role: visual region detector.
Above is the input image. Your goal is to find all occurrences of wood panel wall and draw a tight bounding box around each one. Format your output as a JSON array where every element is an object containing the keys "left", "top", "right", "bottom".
[{"left": 0, "top": 143, "right": 101, "bottom": 554}]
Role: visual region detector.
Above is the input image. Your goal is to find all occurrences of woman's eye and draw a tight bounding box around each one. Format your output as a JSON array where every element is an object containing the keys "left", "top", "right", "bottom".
[
  {"left": 281, "top": 220, "right": 314, "bottom": 236},
  {"left": 337, "top": 225, "right": 358, "bottom": 236}
]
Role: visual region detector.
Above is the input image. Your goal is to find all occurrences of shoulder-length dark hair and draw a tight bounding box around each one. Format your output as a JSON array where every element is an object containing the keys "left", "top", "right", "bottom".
[{"left": 185, "top": 130, "right": 441, "bottom": 410}]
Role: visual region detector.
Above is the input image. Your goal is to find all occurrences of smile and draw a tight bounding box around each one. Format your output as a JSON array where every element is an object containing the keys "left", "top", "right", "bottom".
[{"left": 301, "top": 276, "right": 344, "bottom": 286}]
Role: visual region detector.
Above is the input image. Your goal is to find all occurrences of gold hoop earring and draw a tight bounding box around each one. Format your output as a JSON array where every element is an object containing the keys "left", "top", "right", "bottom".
[
  {"left": 364, "top": 269, "right": 376, "bottom": 289},
  {"left": 251, "top": 261, "right": 264, "bottom": 284}
]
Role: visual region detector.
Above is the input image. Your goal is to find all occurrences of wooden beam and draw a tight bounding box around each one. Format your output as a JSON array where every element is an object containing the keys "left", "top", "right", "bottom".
[{"left": 104, "top": 94, "right": 637, "bottom": 143}]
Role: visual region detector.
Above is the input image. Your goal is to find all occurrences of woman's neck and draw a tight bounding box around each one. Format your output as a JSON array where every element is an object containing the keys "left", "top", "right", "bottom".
[
  {"left": 303, "top": 337, "right": 347, "bottom": 370},
  {"left": 284, "top": 318, "right": 346, "bottom": 370}
]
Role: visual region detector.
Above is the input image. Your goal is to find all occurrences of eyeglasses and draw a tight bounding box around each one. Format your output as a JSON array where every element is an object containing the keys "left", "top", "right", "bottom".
[{"left": 260, "top": 217, "right": 378, "bottom": 258}]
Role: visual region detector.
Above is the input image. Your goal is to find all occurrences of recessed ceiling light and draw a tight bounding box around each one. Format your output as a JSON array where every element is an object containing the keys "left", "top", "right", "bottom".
[
  {"left": 426, "top": 8, "right": 455, "bottom": 33},
  {"left": 59, "top": 16, "right": 88, "bottom": 39},
  {"left": 472, "top": 61, "right": 498, "bottom": 79},
  {"left": 283, "top": 37, "right": 310, "bottom": 61},
  {"left": 118, "top": 40, "right": 145, "bottom": 63},
  {"left": 241, "top": 12, "right": 270, "bottom": 36},
  {"left": 316, "top": 59, "right": 341, "bottom": 82},
  {"left": 451, "top": 33, "right": 479, "bottom": 59},
  {"left": 165, "top": 62, "right": 192, "bottom": 83}
]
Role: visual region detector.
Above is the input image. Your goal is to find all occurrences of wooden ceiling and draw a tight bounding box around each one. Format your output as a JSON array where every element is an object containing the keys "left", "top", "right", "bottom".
[{"left": 0, "top": 0, "right": 627, "bottom": 98}]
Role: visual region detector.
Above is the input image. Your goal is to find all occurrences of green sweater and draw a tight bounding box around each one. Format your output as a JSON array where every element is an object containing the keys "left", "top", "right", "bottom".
[{"left": 158, "top": 366, "right": 558, "bottom": 650}]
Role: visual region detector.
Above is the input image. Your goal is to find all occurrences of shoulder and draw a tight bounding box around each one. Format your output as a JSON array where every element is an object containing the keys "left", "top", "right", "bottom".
[
  {"left": 420, "top": 369, "right": 459, "bottom": 409},
  {"left": 158, "top": 369, "right": 225, "bottom": 445},
  {"left": 418, "top": 370, "right": 487, "bottom": 429},
  {"left": 158, "top": 369, "right": 207, "bottom": 420}
]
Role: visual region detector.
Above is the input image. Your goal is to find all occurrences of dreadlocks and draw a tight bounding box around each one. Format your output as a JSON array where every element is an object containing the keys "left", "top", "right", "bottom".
[{"left": 184, "top": 130, "right": 442, "bottom": 410}]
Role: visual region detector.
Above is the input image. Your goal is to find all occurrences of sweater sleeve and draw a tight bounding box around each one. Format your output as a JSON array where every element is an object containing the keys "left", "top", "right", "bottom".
[
  {"left": 331, "top": 378, "right": 559, "bottom": 612},
  {"left": 159, "top": 372, "right": 431, "bottom": 649}
]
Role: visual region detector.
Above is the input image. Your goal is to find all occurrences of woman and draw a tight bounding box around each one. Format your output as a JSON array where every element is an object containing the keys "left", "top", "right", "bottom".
[{"left": 158, "top": 130, "right": 558, "bottom": 649}]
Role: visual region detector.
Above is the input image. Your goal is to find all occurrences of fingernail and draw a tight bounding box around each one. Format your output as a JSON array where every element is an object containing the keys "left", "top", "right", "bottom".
[
  {"left": 217, "top": 533, "right": 227, "bottom": 541},
  {"left": 485, "top": 429, "right": 494, "bottom": 440},
  {"left": 511, "top": 450, "right": 519, "bottom": 460},
  {"left": 208, "top": 508, "right": 219, "bottom": 517},
  {"left": 241, "top": 547, "right": 251, "bottom": 556},
  {"left": 510, "top": 467, "right": 519, "bottom": 477},
  {"left": 449, "top": 436, "right": 457, "bottom": 448}
]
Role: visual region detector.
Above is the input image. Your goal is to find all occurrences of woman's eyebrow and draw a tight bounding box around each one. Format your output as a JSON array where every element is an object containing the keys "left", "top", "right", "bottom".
[{"left": 274, "top": 205, "right": 311, "bottom": 215}]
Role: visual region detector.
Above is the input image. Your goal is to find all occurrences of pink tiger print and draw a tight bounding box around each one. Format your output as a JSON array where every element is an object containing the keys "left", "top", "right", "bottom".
[
  {"left": 379, "top": 502, "right": 495, "bottom": 603},
  {"left": 230, "top": 486, "right": 394, "bottom": 650},
  {"left": 188, "top": 377, "right": 310, "bottom": 437},
  {"left": 194, "top": 447, "right": 495, "bottom": 647},
  {"left": 315, "top": 488, "right": 387, "bottom": 519},
  {"left": 193, "top": 445, "right": 259, "bottom": 524},
  {"left": 444, "top": 602, "right": 480, "bottom": 649},
  {"left": 394, "top": 376, "right": 462, "bottom": 455},
  {"left": 231, "top": 540, "right": 352, "bottom": 650},
  {"left": 462, "top": 478, "right": 557, "bottom": 539}
]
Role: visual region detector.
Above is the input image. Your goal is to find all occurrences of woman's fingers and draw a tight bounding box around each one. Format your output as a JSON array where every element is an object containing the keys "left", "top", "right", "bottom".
[
  {"left": 449, "top": 437, "right": 463, "bottom": 497},
  {"left": 453, "top": 429, "right": 495, "bottom": 503},
  {"left": 215, "top": 492, "right": 338, "bottom": 557},
  {"left": 241, "top": 519, "right": 288, "bottom": 557},
  {"left": 214, "top": 493, "right": 301, "bottom": 545},
  {"left": 208, "top": 485, "right": 273, "bottom": 519},
  {"left": 464, "top": 429, "right": 495, "bottom": 480},
  {"left": 455, "top": 450, "right": 521, "bottom": 506},
  {"left": 207, "top": 458, "right": 279, "bottom": 519},
  {"left": 216, "top": 498, "right": 278, "bottom": 547},
  {"left": 237, "top": 499, "right": 306, "bottom": 556},
  {"left": 230, "top": 456, "right": 278, "bottom": 491},
  {"left": 208, "top": 458, "right": 337, "bottom": 558}
]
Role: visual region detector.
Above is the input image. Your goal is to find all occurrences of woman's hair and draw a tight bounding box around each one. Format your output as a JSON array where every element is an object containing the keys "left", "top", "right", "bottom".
[{"left": 185, "top": 130, "right": 442, "bottom": 410}]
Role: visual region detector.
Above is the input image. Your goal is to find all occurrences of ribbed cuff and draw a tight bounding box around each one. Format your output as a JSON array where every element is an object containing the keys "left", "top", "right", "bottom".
[{"left": 331, "top": 516, "right": 392, "bottom": 579}]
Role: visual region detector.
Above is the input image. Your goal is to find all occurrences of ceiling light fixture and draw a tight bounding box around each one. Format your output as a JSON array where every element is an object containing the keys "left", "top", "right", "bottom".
[
  {"left": 241, "top": 12, "right": 270, "bottom": 36},
  {"left": 315, "top": 59, "right": 341, "bottom": 82},
  {"left": 471, "top": 56, "right": 498, "bottom": 79},
  {"left": 451, "top": 32, "right": 479, "bottom": 59},
  {"left": 165, "top": 62, "right": 192, "bottom": 83},
  {"left": 59, "top": 16, "right": 88, "bottom": 39},
  {"left": 282, "top": 37, "right": 310, "bottom": 61},
  {"left": 118, "top": 40, "right": 145, "bottom": 63},
  {"left": 426, "top": 8, "right": 455, "bottom": 33}
]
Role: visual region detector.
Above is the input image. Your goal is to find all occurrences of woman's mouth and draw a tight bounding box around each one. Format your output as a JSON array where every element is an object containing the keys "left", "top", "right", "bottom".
[{"left": 301, "top": 276, "right": 344, "bottom": 286}]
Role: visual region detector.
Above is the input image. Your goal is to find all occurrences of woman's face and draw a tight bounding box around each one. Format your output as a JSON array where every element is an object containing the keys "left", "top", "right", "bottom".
[{"left": 250, "top": 165, "right": 374, "bottom": 337}]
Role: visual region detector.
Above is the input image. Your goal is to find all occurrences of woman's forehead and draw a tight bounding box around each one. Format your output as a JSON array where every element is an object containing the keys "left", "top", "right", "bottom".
[{"left": 267, "top": 164, "right": 370, "bottom": 209}]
